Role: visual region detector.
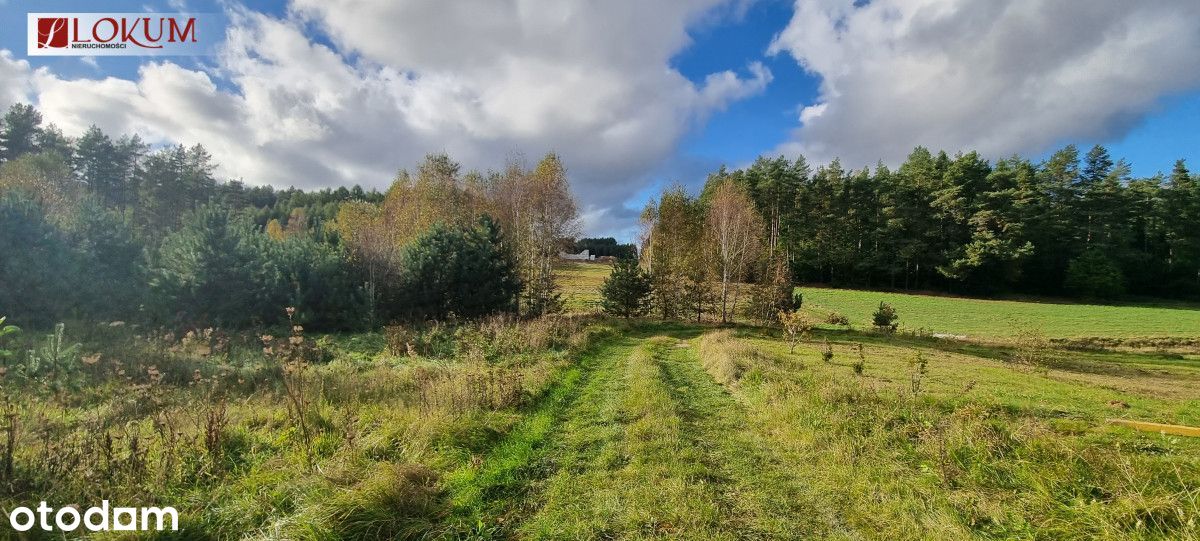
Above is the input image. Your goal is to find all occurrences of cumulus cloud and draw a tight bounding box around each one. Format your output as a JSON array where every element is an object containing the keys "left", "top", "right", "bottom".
[
  {"left": 0, "top": 1, "right": 771, "bottom": 237},
  {"left": 287, "top": 0, "right": 771, "bottom": 227},
  {"left": 769, "top": 0, "right": 1200, "bottom": 167},
  {"left": 0, "top": 51, "right": 33, "bottom": 106}
]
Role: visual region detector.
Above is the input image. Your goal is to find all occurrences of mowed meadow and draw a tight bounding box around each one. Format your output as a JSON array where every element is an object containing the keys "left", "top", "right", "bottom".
[
  {"left": 564, "top": 261, "right": 1200, "bottom": 340},
  {"left": 1, "top": 262, "right": 1197, "bottom": 540},
  {"left": 801, "top": 287, "right": 1200, "bottom": 340}
]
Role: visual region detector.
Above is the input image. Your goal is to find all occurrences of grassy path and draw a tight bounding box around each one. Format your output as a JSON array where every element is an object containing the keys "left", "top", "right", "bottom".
[
  {"left": 510, "top": 331, "right": 829, "bottom": 539},
  {"left": 655, "top": 338, "right": 842, "bottom": 539},
  {"left": 517, "top": 335, "right": 730, "bottom": 538},
  {"left": 439, "top": 332, "right": 644, "bottom": 537}
]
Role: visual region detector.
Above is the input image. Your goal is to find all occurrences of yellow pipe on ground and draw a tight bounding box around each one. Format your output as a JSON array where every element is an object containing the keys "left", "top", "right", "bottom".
[{"left": 1107, "top": 418, "right": 1200, "bottom": 437}]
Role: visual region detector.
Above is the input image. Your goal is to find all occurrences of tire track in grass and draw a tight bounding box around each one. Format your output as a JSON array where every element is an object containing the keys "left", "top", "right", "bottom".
[
  {"left": 439, "top": 333, "right": 642, "bottom": 538},
  {"left": 518, "top": 335, "right": 740, "bottom": 539},
  {"left": 657, "top": 338, "right": 841, "bottom": 540},
  {"left": 448, "top": 326, "right": 841, "bottom": 539}
]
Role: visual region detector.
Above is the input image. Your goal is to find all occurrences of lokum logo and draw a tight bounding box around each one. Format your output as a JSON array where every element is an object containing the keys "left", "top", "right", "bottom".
[
  {"left": 27, "top": 13, "right": 213, "bottom": 56},
  {"left": 36, "top": 17, "right": 69, "bottom": 48}
]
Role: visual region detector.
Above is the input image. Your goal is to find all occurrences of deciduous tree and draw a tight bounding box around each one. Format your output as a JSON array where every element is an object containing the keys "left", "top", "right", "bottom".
[{"left": 704, "top": 178, "right": 763, "bottom": 323}]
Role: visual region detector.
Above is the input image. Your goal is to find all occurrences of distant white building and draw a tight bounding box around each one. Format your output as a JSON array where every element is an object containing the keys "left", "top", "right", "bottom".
[{"left": 559, "top": 249, "right": 595, "bottom": 261}]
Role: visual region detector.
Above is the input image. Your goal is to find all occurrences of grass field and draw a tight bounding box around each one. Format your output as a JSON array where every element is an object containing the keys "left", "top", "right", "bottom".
[
  {"left": 507, "top": 323, "right": 1200, "bottom": 539},
  {"left": 801, "top": 287, "right": 1200, "bottom": 340},
  {"left": 557, "top": 261, "right": 1200, "bottom": 341},
  {"left": 461, "top": 322, "right": 1200, "bottom": 539},
  {"left": 706, "top": 326, "right": 1200, "bottom": 539},
  {"left": 555, "top": 261, "right": 610, "bottom": 312},
  {"left": 3, "top": 270, "right": 1199, "bottom": 539},
  {"left": 3, "top": 318, "right": 1198, "bottom": 539}
]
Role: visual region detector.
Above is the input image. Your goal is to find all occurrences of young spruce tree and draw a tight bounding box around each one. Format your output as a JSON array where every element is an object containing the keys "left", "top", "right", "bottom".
[{"left": 600, "top": 258, "right": 652, "bottom": 318}]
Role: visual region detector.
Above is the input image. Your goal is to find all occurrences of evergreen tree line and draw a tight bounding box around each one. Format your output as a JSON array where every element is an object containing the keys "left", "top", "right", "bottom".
[
  {"left": 0, "top": 104, "right": 383, "bottom": 238},
  {"left": 0, "top": 103, "right": 555, "bottom": 329},
  {"left": 571, "top": 237, "right": 638, "bottom": 259},
  {"left": 715, "top": 146, "right": 1200, "bottom": 299},
  {"left": 626, "top": 144, "right": 1200, "bottom": 327}
]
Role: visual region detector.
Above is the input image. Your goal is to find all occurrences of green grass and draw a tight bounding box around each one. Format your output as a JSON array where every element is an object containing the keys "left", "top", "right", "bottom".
[
  {"left": 5, "top": 301, "right": 1199, "bottom": 539},
  {"left": 801, "top": 286, "right": 1200, "bottom": 339},
  {"left": 448, "top": 321, "right": 1200, "bottom": 539},
  {"left": 439, "top": 331, "right": 639, "bottom": 536},
  {"left": 555, "top": 261, "right": 610, "bottom": 312},
  {"left": 0, "top": 317, "right": 613, "bottom": 540},
  {"left": 554, "top": 261, "right": 1200, "bottom": 341},
  {"left": 716, "top": 326, "right": 1200, "bottom": 539},
  {"left": 517, "top": 330, "right": 822, "bottom": 539},
  {"left": 519, "top": 336, "right": 735, "bottom": 538}
]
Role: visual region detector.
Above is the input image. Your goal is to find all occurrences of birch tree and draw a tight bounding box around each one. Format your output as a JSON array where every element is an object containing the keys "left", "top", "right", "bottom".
[{"left": 705, "top": 179, "right": 763, "bottom": 323}]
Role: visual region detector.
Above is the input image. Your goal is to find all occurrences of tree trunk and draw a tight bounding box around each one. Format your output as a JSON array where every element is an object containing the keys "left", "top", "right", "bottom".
[{"left": 720, "top": 266, "right": 730, "bottom": 323}]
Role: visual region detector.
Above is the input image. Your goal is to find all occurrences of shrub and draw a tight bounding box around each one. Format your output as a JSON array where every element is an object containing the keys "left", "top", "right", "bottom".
[
  {"left": 648, "top": 265, "right": 686, "bottom": 321},
  {"left": 0, "top": 317, "right": 18, "bottom": 364},
  {"left": 61, "top": 197, "right": 144, "bottom": 321},
  {"left": 384, "top": 325, "right": 417, "bottom": 357},
  {"left": 20, "top": 323, "right": 84, "bottom": 394},
  {"left": 0, "top": 190, "right": 145, "bottom": 328},
  {"left": 523, "top": 266, "right": 564, "bottom": 317},
  {"left": 0, "top": 195, "right": 77, "bottom": 327},
  {"left": 600, "top": 258, "right": 652, "bottom": 318},
  {"left": 149, "top": 204, "right": 284, "bottom": 328},
  {"left": 680, "top": 270, "right": 715, "bottom": 323},
  {"left": 744, "top": 283, "right": 779, "bottom": 326},
  {"left": 1011, "top": 328, "right": 1050, "bottom": 368},
  {"left": 853, "top": 343, "right": 866, "bottom": 375},
  {"left": 825, "top": 311, "right": 850, "bottom": 326},
  {"left": 383, "top": 322, "right": 457, "bottom": 358},
  {"left": 272, "top": 236, "right": 369, "bottom": 331},
  {"left": 872, "top": 302, "right": 898, "bottom": 333},
  {"left": 909, "top": 350, "right": 928, "bottom": 395},
  {"left": 777, "top": 310, "right": 814, "bottom": 354},
  {"left": 821, "top": 339, "right": 833, "bottom": 363}
]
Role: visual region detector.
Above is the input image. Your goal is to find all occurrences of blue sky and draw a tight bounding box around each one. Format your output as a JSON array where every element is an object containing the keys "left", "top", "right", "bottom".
[
  {"left": 674, "top": 0, "right": 819, "bottom": 167},
  {"left": 2, "top": 0, "right": 1200, "bottom": 239},
  {"left": 1096, "top": 93, "right": 1200, "bottom": 178}
]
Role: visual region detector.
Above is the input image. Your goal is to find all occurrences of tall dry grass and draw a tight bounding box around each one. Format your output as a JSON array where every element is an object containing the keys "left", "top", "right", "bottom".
[
  {"left": 0, "top": 313, "right": 607, "bottom": 539},
  {"left": 696, "top": 329, "right": 756, "bottom": 386}
]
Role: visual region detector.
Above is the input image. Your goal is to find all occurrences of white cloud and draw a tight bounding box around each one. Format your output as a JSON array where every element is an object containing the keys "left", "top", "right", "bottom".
[
  {"left": 769, "top": 0, "right": 1200, "bottom": 167},
  {"left": 0, "top": 1, "right": 770, "bottom": 238},
  {"left": 285, "top": 0, "right": 771, "bottom": 215},
  {"left": 0, "top": 51, "right": 33, "bottom": 106}
]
